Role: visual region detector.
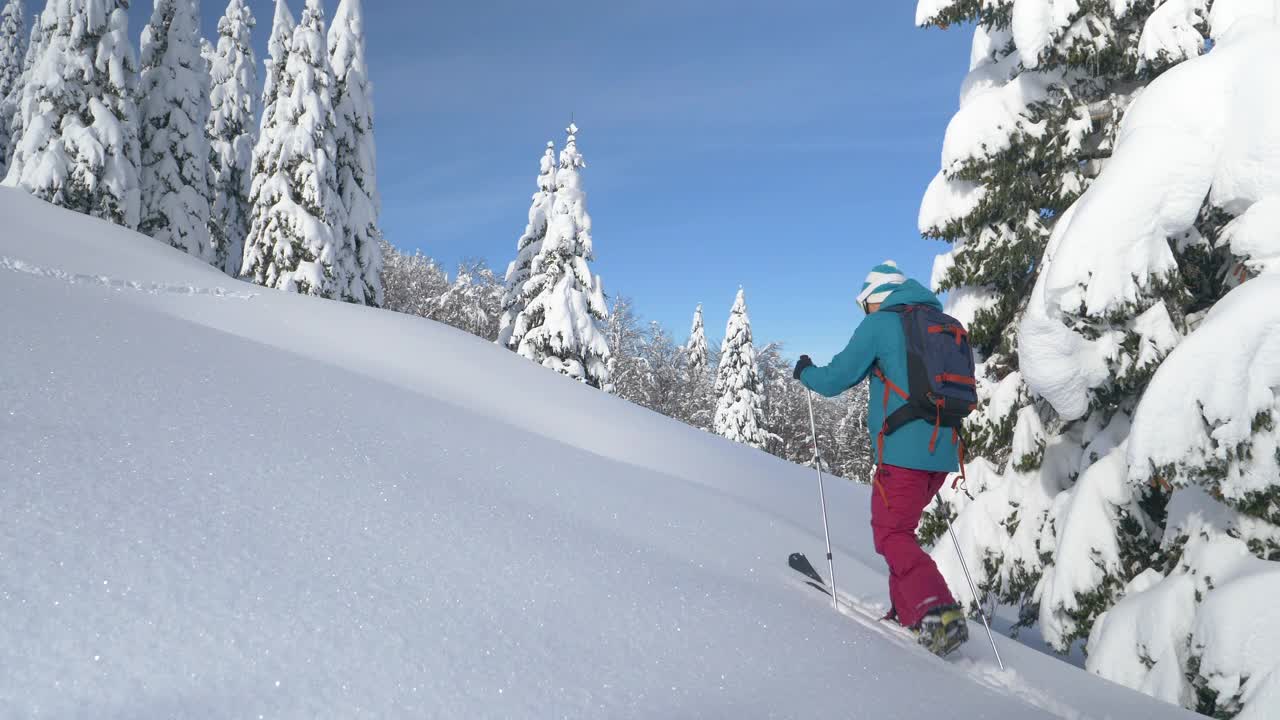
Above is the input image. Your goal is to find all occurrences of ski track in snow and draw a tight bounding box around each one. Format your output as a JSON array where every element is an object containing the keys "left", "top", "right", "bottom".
[
  {"left": 0, "top": 255, "right": 258, "bottom": 300},
  {"left": 811, "top": 582, "right": 1091, "bottom": 720}
]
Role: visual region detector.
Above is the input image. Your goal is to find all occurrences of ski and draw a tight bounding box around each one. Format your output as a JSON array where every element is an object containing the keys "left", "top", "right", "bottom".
[{"left": 788, "top": 552, "right": 968, "bottom": 659}]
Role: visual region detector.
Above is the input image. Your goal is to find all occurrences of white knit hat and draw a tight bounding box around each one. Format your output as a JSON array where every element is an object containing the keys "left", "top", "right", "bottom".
[{"left": 856, "top": 260, "right": 907, "bottom": 308}]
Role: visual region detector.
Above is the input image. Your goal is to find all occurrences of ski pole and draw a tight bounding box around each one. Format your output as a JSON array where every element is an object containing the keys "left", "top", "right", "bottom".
[
  {"left": 937, "top": 494, "right": 1005, "bottom": 671},
  {"left": 804, "top": 388, "right": 839, "bottom": 612}
]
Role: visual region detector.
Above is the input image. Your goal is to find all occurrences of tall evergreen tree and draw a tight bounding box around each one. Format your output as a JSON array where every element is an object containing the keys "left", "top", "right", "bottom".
[
  {"left": 243, "top": 0, "right": 358, "bottom": 301},
  {"left": 3, "top": 6, "right": 44, "bottom": 174},
  {"left": 497, "top": 140, "right": 556, "bottom": 348},
  {"left": 993, "top": 12, "right": 1280, "bottom": 712},
  {"left": 257, "top": 0, "right": 292, "bottom": 151},
  {"left": 328, "top": 0, "right": 383, "bottom": 307},
  {"left": 2, "top": 0, "right": 141, "bottom": 229},
  {"left": 685, "top": 303, "right": 709, "bottom": 379},
  {"left": 714, "top": 288, "right": 767, "bottom": 449},
  {"left": 916, "top": 0, "right": 1209, "bottom": 648},
  {"left": 506, "top": 123, "right": 611, "bottom": 388},
  {"left": 679, "top": 302, "right": 715, "bottom": 429},
  {"left": 0, "top": 0, "right": 25, "bottom": 175},
  {"left": 139, "top": 0, "right": 214, "bottom": 262},
  {"left": 240, "top": 0, "right": 291, "bottom": 276},
  {"left": 206, "top": 0, "right": 257, "bottom": 276}
]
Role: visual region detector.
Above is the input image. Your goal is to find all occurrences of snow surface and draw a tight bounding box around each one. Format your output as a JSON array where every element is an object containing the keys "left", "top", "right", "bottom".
[{"left": 0, "top": 188, "right": 1201, "bottom": 717}]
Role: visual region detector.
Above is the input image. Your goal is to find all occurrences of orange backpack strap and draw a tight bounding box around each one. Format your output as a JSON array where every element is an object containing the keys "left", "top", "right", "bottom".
[
  {"left": 927, "top": 400, "right": 944, "bottom": 454},
  {"left": 871, "top": 365, "right": 905, "bottom": 509},
  {"left": 873, "top": 366, "right": 909, "bottom": 404},
  {"left": 951, "top": 429, "right": 967, "bottom": 491}
]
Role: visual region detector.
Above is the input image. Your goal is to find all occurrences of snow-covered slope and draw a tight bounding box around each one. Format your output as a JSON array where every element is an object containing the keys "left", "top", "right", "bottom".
[{"left": 0, "top": 188, "right": 1196, "bottom": 718}]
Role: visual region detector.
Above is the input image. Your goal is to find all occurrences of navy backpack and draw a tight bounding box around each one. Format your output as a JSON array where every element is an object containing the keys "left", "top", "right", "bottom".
[{"left": 871, "top": 305, "right": 978, "bottom": 476}]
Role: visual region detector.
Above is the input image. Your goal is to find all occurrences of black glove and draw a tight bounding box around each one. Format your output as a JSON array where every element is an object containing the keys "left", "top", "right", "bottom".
[{"left": 793, "top": 355, "right": 814, "bottom": 381}]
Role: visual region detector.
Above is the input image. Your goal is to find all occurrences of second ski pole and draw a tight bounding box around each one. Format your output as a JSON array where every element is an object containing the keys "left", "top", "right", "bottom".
[{"left": 937, "top": 494, "right": 1005, "bottom": 671}]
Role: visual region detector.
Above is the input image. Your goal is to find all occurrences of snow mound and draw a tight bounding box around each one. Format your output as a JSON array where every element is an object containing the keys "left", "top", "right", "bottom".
[
  {"left": 0, "top": 187, "right": 1200, "bottom": 718},
  {"left": 919, "top": 172, "right": 985, "bottom": 236},
  {"left": 940, "top": 71, "right": 1050, "bottom": 176},
  {"left": 1011, "top": 0, "right": 1077, "bottom": 69},
  {"left": 1037, "top": 445, "right": 1134, "bottom": 649},
  {"left": 1210, "top": 0, "right": 1280, "bottom": 35},
  {"left": 1088, "top": 494, "right": 1280, "bottom": 720},
  {"left": 1086, "top": 569, "right": 1198, "bottom": 707},
  {"left": 1135, "top": 0, "right": 1210, "bottom": 69},
  {"left": 1220, "top": 196, "right": 1280, "bottom": 276},
  {"left": 1128, "top": 276, "right": 1280, "bottom": 496}
]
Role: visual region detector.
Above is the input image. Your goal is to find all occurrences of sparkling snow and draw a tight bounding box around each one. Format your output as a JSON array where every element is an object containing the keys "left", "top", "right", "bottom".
[{"left": 0, "top": 187, "right": 1202, "bottom": 718}]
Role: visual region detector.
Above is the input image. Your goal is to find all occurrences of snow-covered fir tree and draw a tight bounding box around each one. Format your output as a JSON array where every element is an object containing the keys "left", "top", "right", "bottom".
[
  {"left": 2, "top": 5, "right": 43, "bottom": 173},
  {"left": 916, "top": 0, "right": 1210, "bottom": 645},
  {"left": 505, "top": 123, "right": 611, "bottom": 388},
  {"left": 0, "top": 0, "right": 25, "bottom": 175},
  {"left": 254, "top": 0, "right": 293, "bottom": 160},
  {"left": 680, "top": 303, "right": 715, "bottom": 429},
  {"left": 328, "top": 0, "right": 383, "bottom": 307},
  {"left": 1008, "top": 9, "right": 1280, "bottom": 717},
  {"left": 241, "top": 0, "right": 291, "bottom": 276},
  {"left": 3, "top": 0, "right": 140, "bottom": 229},
  {"left": 242, "top": 0, "right": 359, "bottom": 301},
  {"left": 206, "top": 0, "right": 257, "bottom": 276},
  {"left": 685, "top": 303, "right": 709, "bottom": 378},
  {"left": 497, "top": 140, "right": 556, "bottom": 349},
  {"left": 713, "top": 288, "right": 767, "bottom": 449},
  {"left": 139, "top": 0, "right": 214, "bottom": 263}
]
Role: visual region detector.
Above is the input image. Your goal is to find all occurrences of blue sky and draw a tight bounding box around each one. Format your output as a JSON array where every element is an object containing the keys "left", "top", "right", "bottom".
[{"left": 116, "top": 0, "right": 972, "bottom": 361}]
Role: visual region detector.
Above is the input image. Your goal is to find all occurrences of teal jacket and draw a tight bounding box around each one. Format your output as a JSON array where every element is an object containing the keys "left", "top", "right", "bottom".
[{"left": 800, "top": 279, "right": 960, "bottom": 473}]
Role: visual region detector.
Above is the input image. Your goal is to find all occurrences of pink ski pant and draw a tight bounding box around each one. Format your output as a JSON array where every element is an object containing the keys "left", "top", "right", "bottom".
[{"left": 871, "top": 464, "right": 956, "bottom": 628}]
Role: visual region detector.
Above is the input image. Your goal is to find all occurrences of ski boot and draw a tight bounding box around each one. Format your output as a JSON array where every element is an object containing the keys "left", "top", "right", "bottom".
[{"left": 914, "top": 603, "right": 969, "bottom": 657}]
